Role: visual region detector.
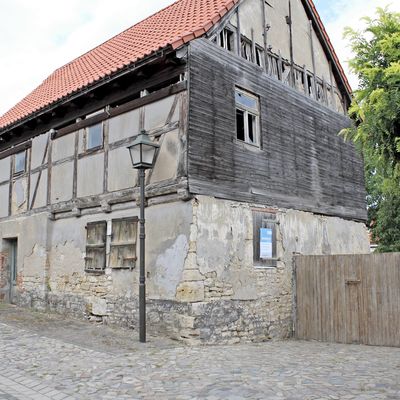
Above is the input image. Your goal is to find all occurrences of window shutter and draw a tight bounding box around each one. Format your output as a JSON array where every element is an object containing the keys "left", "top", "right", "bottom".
[
  {"left": 109, "top": 218, "right": 138, "bottom": 269},
  {"left": 85, "top": 221, "right": 107, "bottom": 272}
]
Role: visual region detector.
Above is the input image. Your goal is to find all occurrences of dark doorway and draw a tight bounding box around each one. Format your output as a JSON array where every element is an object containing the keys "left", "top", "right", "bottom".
[{"left": 3, "top": 238, "right": 18, "bottom": 303}]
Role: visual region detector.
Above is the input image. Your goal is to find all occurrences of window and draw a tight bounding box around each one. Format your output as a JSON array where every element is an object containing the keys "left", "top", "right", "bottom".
[
  {"left": 255, "top": 47, "right": 265, "bottom": 68},
  {"left": 241, "top": 38, "right": 253, "bottom": 62},
  {"left": 14, "top": 151, "right": 26, "bottom": 174},
  {"left": 85, "top": 221, "right": 107, "bottom": 273},
  {"left": 235, "top": 88, "right": 260, "bottom": 146},
  {"left": 109, "top": 218, "right": 138, "bottom": 269},
  {"left": 86, "top": 123, "right": 103, "bottom": 150},
  {"left": 218, "top": 28, "right": 235, "bottom": 52},
  {"left": 253, "top": 211, "right": 277, "bottom": 267}
]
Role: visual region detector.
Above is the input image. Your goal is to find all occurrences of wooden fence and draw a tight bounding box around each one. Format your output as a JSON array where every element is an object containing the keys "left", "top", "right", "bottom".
[{"left": 295, "top": 253, "right": 400, "bottom": 347}]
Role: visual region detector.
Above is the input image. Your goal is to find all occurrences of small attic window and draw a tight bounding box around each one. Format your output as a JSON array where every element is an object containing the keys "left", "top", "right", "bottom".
[
  {"left": 241, "top": 37, "right": 253, "bottom": 62},
  {"left": 255, "top": 46, "right": 265, "bottom": 68},
  {"left": 218, "top": 28, "right": 235, "bottom": 52}
]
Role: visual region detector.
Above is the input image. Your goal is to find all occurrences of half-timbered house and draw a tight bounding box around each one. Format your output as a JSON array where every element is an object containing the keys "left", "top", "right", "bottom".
[{"left": 0, "top": 0, "right": 369, "bottom": 343}]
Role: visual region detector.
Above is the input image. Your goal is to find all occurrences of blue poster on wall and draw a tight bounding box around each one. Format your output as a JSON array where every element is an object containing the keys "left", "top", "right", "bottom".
[{"left": 260, "top": 228, "right": 273, "bottom": 259}]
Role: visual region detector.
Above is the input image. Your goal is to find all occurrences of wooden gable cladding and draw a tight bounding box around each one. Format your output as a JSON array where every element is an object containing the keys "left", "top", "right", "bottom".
[
  {"left": 109, "top": 218, "right": 138, "bottom": 269},
  {"left": 187, "top": 39, "right": 367, "bottom": 222},
  {"left": 85, "top": 221, "right": 107, "bottom": 273}
]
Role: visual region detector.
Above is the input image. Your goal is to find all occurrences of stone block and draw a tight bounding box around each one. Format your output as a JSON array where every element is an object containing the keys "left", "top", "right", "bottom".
[
  {"left": 182, "top": 269, "right": 204, "bottom": 282},
  {"left": 90, "top": 298, "right": 108, "bottom": 316},
  {"left": 177, "top": 314, "right": 196, "bottom": 329},
  {"left": 176, "top": 281, "right": 205, "bottom": 303}
]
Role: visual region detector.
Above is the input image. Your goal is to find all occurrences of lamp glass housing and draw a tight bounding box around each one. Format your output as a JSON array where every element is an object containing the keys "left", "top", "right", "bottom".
[{"left": 127, "top": 131, "right": 159, "bottom": 169}]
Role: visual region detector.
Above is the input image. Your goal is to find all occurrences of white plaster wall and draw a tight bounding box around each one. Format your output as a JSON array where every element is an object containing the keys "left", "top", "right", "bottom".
[
  {"left": 0, "top": 213, "right": 50, "bottom": 297},
  {"left": 150, "top": 129, "right": 180, "bottom": 184},
  {"left": 265, "top": 0, "right": 291, "bottom": 59},
  {"left": 31, "top": 133, "right": 49, "bottom": 169},
  {"left": 144, "top": 95, "right": 179, "bottom": 131},
  {"left": 108, "top": 147, "right": 137, "bottom": 192},
  {"left": 190, "top": 196, "right": 369, "bottom": 302},
  {"left": 29, "top": 172, "right": 47, "bottom": 209},
  {"left": 0, "top": 184, "right": 9, "bottom": 218},
  {"left": 77, "top": 154, "right": 104, "bottom": 197},
  {"left": 11, "top": 178, "right": 28, "bottom": 215},
  {"left": 109, "top": 109, "right": 140, "bottom": 144},
  {"left": 0, "top": 157, "right": 10, "bottom": 182},
  {"left": 239, "top": 0, "right": 264, "bottom": 45},
  {"left": 51, "top": 162, "right": 73, "bottom": 203},
  {"left": 53, "top": 133, "right": 75, "bottom": 162}
]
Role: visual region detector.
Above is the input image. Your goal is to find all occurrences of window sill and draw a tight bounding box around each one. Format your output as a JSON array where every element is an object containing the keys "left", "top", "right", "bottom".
[
  {"left": 84, "top": 269, "right": 106, "bottom": 275},
  {"left": 254, "top": 265, "right": 277, "bottom": 270},
  {"left": 234, "top": 139, "right": 262, "bottom": 152},
  {"left": 79, "top": 146, "right": 104, "bottom": 158}
]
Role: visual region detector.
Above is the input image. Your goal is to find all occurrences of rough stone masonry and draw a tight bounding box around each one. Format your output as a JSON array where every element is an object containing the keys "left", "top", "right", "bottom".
[{"left": 0, "top": 195, "right": 369, "bottom": 344}]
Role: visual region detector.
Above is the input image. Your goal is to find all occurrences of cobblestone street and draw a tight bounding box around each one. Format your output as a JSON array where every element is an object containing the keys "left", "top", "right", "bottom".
[{"left": 0, "top": 304, "right": 399, "bottom": 400}]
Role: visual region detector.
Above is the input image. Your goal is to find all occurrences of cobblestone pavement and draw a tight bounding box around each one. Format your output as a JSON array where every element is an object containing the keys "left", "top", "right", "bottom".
[{"left": 0, "top": 304, "right": 399, "bottom": 400}]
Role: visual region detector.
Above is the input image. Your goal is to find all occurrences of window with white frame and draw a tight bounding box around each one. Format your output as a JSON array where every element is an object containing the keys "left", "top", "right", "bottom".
[{"left": 235, "top": 88, "right": 260, "bottom": 146}]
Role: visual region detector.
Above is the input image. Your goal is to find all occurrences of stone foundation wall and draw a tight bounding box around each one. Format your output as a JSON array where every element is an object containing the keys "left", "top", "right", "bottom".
[{"left": 0, "top": 196, "right": 370, "bottom": 344}]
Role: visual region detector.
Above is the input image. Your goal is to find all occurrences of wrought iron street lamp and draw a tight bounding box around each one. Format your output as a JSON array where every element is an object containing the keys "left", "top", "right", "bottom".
[{"left": 127, "top": 130, "right": 159, "bottom": 343}]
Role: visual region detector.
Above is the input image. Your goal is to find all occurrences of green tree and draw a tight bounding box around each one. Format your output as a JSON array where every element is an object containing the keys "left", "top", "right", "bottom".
[{"left": 343, "top": 7, "right": 400, "bottom": 252}]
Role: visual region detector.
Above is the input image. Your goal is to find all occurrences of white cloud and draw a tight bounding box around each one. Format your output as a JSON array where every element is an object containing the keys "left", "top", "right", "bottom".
[
  {"left": 320, "top": 0, "right": 400, "bottom": 90},
  {"left": 0, "top": 0, "right": 176, "bottom": 115}
]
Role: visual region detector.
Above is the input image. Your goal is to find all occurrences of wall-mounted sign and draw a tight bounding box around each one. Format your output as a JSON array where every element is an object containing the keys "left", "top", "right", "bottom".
[{"left": 260, "top": 228, "right": 273, "bottom": 259}]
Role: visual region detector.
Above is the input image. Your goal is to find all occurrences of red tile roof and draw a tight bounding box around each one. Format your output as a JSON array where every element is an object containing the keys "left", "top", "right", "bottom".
[
  {"left": 0, "top": 0, "right": 349, "bottom": 132},
  {"left": 0, "top": 0, "right": 239, "bottom": 130}
]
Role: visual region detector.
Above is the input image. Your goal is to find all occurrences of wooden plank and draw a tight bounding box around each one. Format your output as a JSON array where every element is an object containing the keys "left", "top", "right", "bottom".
[
  {"left": 295, "top": 253, "right": 400, "bottom": 347},
  {"left": 187, "top": 39, "right": 367, "bottom": 221},
  {"left": 85, "top": 221, "right": 107, "bottom": 272},
  {"left": 0, "top": 141, "right": 32, "bottom": 161},
  {"left": 109, "top": 218, "right": 138, "bottom": 269}
]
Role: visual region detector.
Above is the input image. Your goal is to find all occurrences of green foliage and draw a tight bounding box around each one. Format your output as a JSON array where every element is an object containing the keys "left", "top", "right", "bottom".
[
  {"left": 373, "top": 181, "right": 400, "bottom": 252},
  {"left": 343, "top": 8, "right": 400, "bottom": 252}
]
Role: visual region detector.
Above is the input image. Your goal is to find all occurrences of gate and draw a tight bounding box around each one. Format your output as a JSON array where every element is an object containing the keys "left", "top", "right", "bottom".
[{"left": 295, "top": 253, "right": 400, "bottom": 347}]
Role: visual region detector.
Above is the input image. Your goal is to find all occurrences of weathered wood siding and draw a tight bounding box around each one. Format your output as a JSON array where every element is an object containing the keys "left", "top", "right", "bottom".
[
  {"left": 295, "top": 253, "right": 400, "bottom": 347},
  {"left": 187, "top": 39, "right": 366, "bottom": 221}
]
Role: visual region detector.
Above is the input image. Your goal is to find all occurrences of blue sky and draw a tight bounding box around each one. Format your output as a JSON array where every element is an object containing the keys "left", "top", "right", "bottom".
[{"left": 313, "top": 0, "right": 338, "bottom": 23}]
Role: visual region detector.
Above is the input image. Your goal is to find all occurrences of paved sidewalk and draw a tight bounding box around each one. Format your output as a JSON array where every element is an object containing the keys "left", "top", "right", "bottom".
[{"left": 0, "top": 304, "right": 399, "bottom": 399}]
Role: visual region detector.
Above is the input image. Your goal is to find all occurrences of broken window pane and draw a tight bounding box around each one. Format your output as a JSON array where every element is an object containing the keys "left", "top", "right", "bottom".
[
  {"left": 241, "top": 38, "right": 253, "bottom": 62},
  {"left": 219, "top": 29, "right": 235, "bottom": 52},
  {"left": 248, "top": 114, "right": 256, "bottom": 143},
  {"left": 236, "top": 109, "right": 245, "bottom": 141},
  {"left": 255, "top": 47, "right": 264, "bottom": 68}
]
